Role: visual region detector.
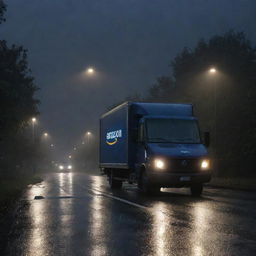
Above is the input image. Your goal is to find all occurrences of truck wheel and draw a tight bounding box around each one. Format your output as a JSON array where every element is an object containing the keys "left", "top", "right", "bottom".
[
  {"left": 140, "top": 171, "right": 149, "bottom": 193},
  {"left": 109, "top": 172, "right": 122, "bottom": 189},
  {"left": 190, "top": 183, "right": 203, "bottom": 197},
  {"left": 140, "top": 171, "right": 159, "bottom": 195}
]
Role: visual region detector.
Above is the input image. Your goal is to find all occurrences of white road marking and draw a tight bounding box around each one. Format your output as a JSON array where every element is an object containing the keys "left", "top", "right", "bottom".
[{"left": 86, "top": 187, "right": 149, "bottom": 210}]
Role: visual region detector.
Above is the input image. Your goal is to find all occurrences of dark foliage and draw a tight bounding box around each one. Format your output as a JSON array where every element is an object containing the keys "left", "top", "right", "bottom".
[
  {"left": 0, "top": 2, "right": 43, "bottom": 178},
  {"left": 0, "top": 40, "right": 39, "bottom": 137},
  {"left": 0, "top": 0, "right": 6, "bottom": 24},
  {"left": 147, "top": 31, "right": 256, "bottom": 176}
]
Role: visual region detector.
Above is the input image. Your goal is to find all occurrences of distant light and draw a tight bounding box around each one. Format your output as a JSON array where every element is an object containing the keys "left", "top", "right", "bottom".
[
  {"left": 209, "top": 68, "right": 217, "bottom": 74},
  {"left": 82, "top": 141, "right": 85, "bottom": 145},
  {"left": 69, "top": 155, "right": 72, "bottom": 159},
  {"left": 86, "top": 131, "right": 91, "bottom": 136},
  {"left": 32, "top": 117, "right": 37, "bottom": 123},
  {"left": 50, "top": 144, "right": 54, "bottom": 147},
  {"left": 43, "top": 132, "right": 48, "bottom": 137},
  {"left": 74, "top": 147, "right": 77, "bottom": 150},
  {"left": 59, "top": 165, "right": 64, "bottom": 170},
  {"left": 87, "top": 67, "right": 94, "bottom": 74},
  {"left": 68, "top": 165, "right": 72, "bottom": 170}
]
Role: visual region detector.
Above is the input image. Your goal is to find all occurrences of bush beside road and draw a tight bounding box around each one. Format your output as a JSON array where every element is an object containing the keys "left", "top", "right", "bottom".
[
  {"left": 0, "top": 175, "right": 42, "bottom": 254},
  {"left": 0, "top": 175, "right": 42, "bottom": 216},
  {"left": 209, "top": 177, "right": 256, "bottom": 191}
]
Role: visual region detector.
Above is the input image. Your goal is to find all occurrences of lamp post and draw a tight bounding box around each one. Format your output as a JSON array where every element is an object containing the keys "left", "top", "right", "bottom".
[
  {"left": 31, "top": 117, "right": 37, "bottom": 143},
  {"left": 208, "top": 67, "right": 218, "bottom": 168},
  {"left": 85, "top": 131, "right": 92, "bottom": 146},
  {"left": 31, "top": 117, "right": 37, "bottom": 174}
]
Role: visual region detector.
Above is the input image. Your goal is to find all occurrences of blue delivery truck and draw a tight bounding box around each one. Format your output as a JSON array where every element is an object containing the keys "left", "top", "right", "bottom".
[{"left": 99, "top": 102, "right": 211, "bottom": 196}]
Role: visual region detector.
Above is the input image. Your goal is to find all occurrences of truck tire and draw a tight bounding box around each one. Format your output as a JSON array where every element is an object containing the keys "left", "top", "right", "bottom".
[
  {"left": 109, "top": 171, "right": 122, "bottom": 189},
  {"left": 140, "top": 171, "right": 159, "bottom": 195},
  {"left": 190, "top": 183, "right": 203, "bottom": 197}
]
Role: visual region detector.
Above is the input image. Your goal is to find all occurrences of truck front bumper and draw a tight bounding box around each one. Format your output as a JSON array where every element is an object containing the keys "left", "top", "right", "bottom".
[{"left": 147, "top": 171, "right": 211, "bottom": 187}]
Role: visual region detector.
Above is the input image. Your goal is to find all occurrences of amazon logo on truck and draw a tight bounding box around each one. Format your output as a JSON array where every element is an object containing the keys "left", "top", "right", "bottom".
[{"left": 106, "top": 129, "right": 122, "bottom": 145}]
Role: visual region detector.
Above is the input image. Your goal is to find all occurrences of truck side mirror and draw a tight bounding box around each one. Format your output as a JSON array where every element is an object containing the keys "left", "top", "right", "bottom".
[{"left": 203, "top": 132, "right": 210, "bottom": 147}]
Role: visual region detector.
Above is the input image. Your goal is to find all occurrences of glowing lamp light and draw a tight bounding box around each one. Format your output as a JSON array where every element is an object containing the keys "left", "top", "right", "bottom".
[
  {"left": 209, "top": 68, "right": 217, "bottom": 74},
  {"left": 87, "top": 68, "right": 94, "bottom": 74}
]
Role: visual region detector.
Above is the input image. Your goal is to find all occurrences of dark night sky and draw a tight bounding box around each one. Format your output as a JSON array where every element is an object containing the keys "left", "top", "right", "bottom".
[{"left": 1, "top": 0, "right": 256, "bottom": 156}]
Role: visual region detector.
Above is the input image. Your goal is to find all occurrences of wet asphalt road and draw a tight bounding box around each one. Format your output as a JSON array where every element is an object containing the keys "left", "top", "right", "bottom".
[{"left": 4, "top": 172, "right": 256, "bottom": 256}]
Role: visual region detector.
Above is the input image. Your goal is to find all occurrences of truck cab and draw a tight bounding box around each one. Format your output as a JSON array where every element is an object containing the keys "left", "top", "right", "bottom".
[
  {"left": 135, "top": 115, "right": 211, "bottom": 195},
  {"left": 100, "top": 102, "right": 211, "bottom": 196}
]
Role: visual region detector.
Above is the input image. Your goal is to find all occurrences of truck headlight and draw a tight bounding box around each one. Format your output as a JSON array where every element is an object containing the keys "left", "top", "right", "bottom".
[
  {"left": 201, "top": 160, "right": 210, "bottom": 170},
  {"left": 154, "top": 159, "right": 165, "bottom": 169}
]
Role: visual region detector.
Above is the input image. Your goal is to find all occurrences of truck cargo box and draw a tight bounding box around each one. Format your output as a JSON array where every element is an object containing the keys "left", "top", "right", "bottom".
[{"left": 99, "top": 102, "right": 193, "bottom": 169}]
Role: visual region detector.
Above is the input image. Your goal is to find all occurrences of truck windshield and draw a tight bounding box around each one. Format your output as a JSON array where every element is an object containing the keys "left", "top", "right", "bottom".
[{"left": 146, "top": 118, "right": 201, "bottom": 143}]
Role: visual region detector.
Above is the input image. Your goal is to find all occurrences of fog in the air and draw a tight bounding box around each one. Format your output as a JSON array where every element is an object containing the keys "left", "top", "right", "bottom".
[{"left": 1, "top": 0, "right": 256, "bottom": 154}]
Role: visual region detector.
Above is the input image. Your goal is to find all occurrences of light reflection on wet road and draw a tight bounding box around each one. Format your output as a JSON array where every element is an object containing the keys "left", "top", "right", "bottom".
[{"left": 5, "top": 172, "right": 256, "bottom": 256}]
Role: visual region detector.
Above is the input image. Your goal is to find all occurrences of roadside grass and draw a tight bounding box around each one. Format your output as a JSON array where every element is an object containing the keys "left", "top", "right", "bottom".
[
  {"left": 0, "top": 175, "right": 42, "bottom": 216},
  {"left": 209, "top": 177, "right": 256, "bottom": 191}
]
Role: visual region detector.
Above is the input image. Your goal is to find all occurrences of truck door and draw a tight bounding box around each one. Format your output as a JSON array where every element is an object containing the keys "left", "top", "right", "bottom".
[{"left": 136, "top": 122, "right": 146, "bottom": 169}]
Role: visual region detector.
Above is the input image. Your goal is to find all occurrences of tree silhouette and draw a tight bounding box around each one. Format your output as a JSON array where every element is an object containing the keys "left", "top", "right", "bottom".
[
  {"left": 148, "top": 31, "right": 256, "bottom": 176},
  {"left": 0, "top": 0, "right": 6, "bottom": 24},
  {"left": 0, "top": 1, "right": 41, "bottom": 177},
  {"left": 0, "top": 40, "right": 39, "bottom": 137}
]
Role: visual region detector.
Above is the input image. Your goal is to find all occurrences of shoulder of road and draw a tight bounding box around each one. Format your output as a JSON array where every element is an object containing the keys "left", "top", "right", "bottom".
[
  {"left": 0, "top": 175, "right": 42, "bottom": 254},
  {"left": 208, "top": 177, "right": 256, "bottom": 191}
]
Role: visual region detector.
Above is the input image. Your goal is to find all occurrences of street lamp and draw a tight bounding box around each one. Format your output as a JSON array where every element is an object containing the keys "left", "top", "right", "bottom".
[
  {"left": 208, "top": 67, "right": 218, "bottom": 162},
  {"left": 85, "top": 131, "right": 92, "bottom": 146},
  {"left": 31, "top": 117, "right": 37, "bottom": 174},
  {"left": 86, "top": 67, "right": 95, "bottom": 74},
  {"left": 31, "top": 117, "right": 37, "bottom": 141},
  {"left": 209, "top": 68, "right": 217, "bottom": 74},
  {"left": 43, "top": 132, "right": 49, "bottom": 138}
]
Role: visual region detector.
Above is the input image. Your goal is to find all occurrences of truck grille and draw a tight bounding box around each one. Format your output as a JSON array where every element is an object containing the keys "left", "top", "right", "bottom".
[{"left": 170, "top": 158, "right": 200, "bottom": 173}]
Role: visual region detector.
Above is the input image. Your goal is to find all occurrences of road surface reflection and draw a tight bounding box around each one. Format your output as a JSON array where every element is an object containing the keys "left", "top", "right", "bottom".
[
  {"left": 27, "top": 185, "right": 47, "bottom": 256},
  {"left": 151, "top": 202, "right": 170, "bottom": 256},
  {"left": 89, "top": 176, "right": 108, "bottom": 256},
  {"left": 7, "top": 173, "right": 255, "bottom": 256}
]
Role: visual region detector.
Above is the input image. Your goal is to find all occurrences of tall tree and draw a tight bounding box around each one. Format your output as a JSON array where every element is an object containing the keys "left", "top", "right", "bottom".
[
  {"left": 147, "top": 31, "right": 256, "bottom": 176},
  {"left": 0, "top": 41, "right": 39, "bottom": 137},
  {"left": 0, "top": 0, "right": 6, "bottom": 24},
  {"left": 0, "top": 1, "right": 40, "bottom": 176}
]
